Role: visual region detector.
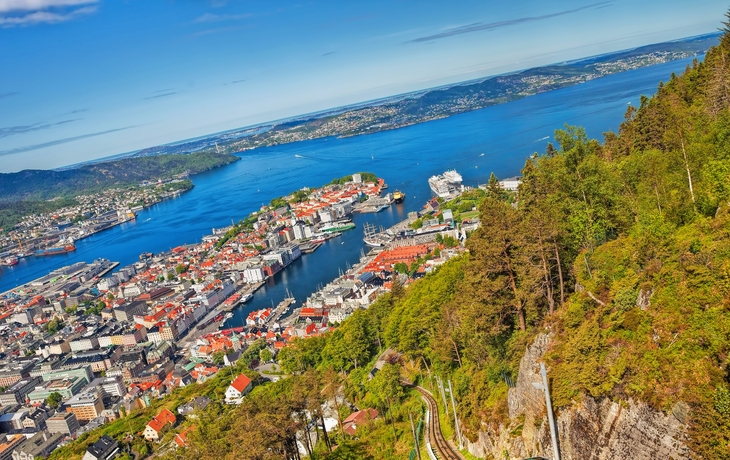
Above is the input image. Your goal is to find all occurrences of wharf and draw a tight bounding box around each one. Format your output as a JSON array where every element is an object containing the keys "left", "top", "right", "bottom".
[
  {"left": 249, "top": 280, "right": 265, "bottom": 293},
  {"left": 299, "top": 242, "right": 321, "bottom": 254},
  {"left": 267, "top": 297, "right": 296, "bottom": 325},
  {"left": 96, "top": 262, "right": 119, "bottom": 278},
  {"left": 219, "top": 281, "right": 265, "bottom": 312}
]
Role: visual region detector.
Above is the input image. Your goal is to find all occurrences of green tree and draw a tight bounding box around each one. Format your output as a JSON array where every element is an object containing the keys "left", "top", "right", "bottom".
[
  {"left": 393, "top": 262, "right": 409, "bottom": 274},
  {"left": 369, "top": 362, "right": 405, "bottom": 438},
  {"left": 443, "top": 235, "right": 458, "bottom": 248},
  {"left": 259, "top": 348, "right": 273, "bottom": 363},
  {"left": 46, "top": 318, "right": 64, "bottom": 335},
  {"left": 211, "top": 351, "right": 225, "bottom": 366},
  {"left": 487, "top": 172, "right": 502, "bottom": 196},
  {"left": 46, "top": 392, "right": 62, "bottom": 409}
]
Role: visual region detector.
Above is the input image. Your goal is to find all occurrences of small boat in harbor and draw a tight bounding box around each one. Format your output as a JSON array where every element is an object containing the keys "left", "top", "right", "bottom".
[
  {"left": 393, "top": 190, "right": 405, "bottom": 203},
  {"left": 35, "top": 245, "right": 76, "bottom": 256},
  {"left": 2, "top": 257, "right": 18, "bottom": 266},
  {"left": 321, "top": 220, "right": 356, "bottom": 232}
]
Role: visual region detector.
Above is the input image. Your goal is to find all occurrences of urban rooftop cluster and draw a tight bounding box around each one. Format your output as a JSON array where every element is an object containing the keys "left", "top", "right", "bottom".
[{"left": 0, "top": 172, "right": 483, "bottom": 459}]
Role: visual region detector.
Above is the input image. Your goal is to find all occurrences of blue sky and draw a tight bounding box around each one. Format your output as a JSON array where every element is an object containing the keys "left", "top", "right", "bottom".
[{"left": 0, "top": 0, "right": 726, "bottom": 172}]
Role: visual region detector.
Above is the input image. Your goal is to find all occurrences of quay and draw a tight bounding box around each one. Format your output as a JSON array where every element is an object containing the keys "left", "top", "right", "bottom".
[
  {"left": 95, "top": 261, "right": 119, "bottom": 278},
  {"left": 219, "top": 281, "right": 265, "bottom": 312},
  {"left": 268, "top": 296, "right": 296, "bottom": 325}
]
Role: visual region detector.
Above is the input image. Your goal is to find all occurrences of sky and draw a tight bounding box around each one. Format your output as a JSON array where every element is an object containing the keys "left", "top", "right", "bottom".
[{"left": 0, "top": 0, "right": 727, "bottom": 172}]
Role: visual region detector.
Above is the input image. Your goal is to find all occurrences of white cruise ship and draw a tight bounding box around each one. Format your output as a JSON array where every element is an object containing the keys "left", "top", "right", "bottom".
[{"left": 428, "top": 170, "right": 463, "bottom": 198}]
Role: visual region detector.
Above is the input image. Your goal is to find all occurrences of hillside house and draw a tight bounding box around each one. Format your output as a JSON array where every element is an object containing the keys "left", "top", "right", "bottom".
[
  {"left": 225, "top": 374, "right": 252, "bottom": 404},
  {"left": 143, "top": 408, "right": 177, "bottom": 441}
]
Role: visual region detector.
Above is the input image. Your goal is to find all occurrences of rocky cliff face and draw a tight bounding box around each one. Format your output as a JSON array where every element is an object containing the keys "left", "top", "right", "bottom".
[{"left": 464, "top": 333, "right": 690, "bottom": 459}]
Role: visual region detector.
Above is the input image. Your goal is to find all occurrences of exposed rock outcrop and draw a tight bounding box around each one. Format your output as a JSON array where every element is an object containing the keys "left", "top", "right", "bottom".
[{"left": 464, "top": 333, "right": 690, "bottom": 459}]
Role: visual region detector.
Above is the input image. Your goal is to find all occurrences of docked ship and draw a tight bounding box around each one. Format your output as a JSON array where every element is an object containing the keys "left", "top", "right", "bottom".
[
  {"left": 241, "top": 293, "right": 254, "bottom": 303},
  {"left": 35, "top": 245, "right": 76, "bottom": 256},
  {"left": 356, "top": 194, "right": 393, "bottom": 213},
  {"left": 428, "top": 170, "right": 463, "bottom": 198},
  {"left": 393, "top": 190, "right": 405, "bottom": 203},
  {"left": 321, "top": 220, "right": 356, "bottom": 233},
  {"left": 363, "top": 222, "right": 393, "bottom": 247},
  {"left": 1, "top": 256, "right": 18, "bottom": 266},
  {"left": 358, "top": 203, "right": 390, "bottom": 213}
]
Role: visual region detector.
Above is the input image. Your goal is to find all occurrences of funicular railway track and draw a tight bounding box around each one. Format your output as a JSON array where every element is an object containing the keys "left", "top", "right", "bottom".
[{"left": 413, "top": 385, "right": 464, "bottom": 460}]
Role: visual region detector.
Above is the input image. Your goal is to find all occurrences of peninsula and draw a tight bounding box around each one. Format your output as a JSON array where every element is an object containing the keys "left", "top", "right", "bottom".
[{"left": 123, "top": 34, "right": 718, "bottom": 158}]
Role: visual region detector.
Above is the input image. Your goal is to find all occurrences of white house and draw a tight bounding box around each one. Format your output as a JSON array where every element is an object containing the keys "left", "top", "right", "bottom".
[
  {"left": 225, "top": 374, "right": 253, "bottom": 404},
  {"left": 498, "top": 176, "right": 522, "bottom": 192}
]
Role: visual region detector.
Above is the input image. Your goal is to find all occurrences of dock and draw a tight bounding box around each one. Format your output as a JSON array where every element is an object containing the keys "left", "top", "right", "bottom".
[
  {"left": 299, "top": 241, "right": 322, "bottom": 254},
  {"left": 219, "top": 281, "right": 266, "bottom": 312},
  {"left": 96, "top": 261, "right": 119, "bottom": 278},
  {"left": 267, "top": 297, "right": 296, "bottom": 325}
]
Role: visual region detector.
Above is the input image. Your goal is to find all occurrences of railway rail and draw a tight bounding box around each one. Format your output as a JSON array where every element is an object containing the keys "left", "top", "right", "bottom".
[{"left": 414, "top": 385, "right": 464, "bottom": 460}]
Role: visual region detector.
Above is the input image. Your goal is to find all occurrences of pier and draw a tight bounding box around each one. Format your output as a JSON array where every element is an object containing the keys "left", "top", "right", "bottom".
[{"left": 268, "top": 296, "right": 296, "bottom": 325}]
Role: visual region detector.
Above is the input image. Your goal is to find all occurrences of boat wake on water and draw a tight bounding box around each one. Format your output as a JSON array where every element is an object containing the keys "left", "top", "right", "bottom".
[
  {"left": 294, "top": 153, "right": 327, "bottom": 160},
  {"left": 451, "top": 151, "right": 488, "bottom": 165}
]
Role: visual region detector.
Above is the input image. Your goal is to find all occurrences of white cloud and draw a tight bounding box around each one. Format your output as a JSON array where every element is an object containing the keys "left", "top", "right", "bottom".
[
  {"left": 0, "top": 0, "right": 97, "bottom": 13},
  {"left": 0, "top": 5, "right": 95, "bottom": 26},
  {"left": 193, "top": 12, "right": 251, "bottom": 23}
]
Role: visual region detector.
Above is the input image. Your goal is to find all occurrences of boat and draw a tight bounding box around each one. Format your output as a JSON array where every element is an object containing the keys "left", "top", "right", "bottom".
[
  {"left": 393, "top": 190, "right": 405, "bottom": 203},
  {"left": 321, "top": 220, "right": 356, "bottom": 232},
  {"left": 35, "top": 245, "right": 76, "bottom": 256},
  {"left": 223, "top": 312, "right": 234, "bottom": 320},
  {"left": 241, "top": 293, "right": 254, "bottom": 303},
  {"left": 2, "top": 257, "right": 18, "bottom": 266},
  {"left": 358, "top": 203, "right": 390, "bottom": 213},
  {"left": 363, "top": 222, "right": 392, "bottom": 247},
  {"left": 428, "top": 170, "right": 463, "bottom": 198},
  {"left": 310, "top": 235, "right": 327, "bottom": 243}
]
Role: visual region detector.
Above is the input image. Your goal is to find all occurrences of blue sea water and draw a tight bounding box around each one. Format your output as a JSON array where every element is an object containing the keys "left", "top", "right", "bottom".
[{"left": 0, "top": 58, "right": 697, "bottom": 326}]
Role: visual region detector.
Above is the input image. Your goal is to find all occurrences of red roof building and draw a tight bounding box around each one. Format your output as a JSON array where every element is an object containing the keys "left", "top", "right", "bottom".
[
  {"left": 225, "top": 374, "right": 253, "bottom": 403},
  {"left": 342, "top": 408, "right": 378, "bottom": 436},
  {"left": 144, "top": 408, "right": 177, "bottom": 441}
]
